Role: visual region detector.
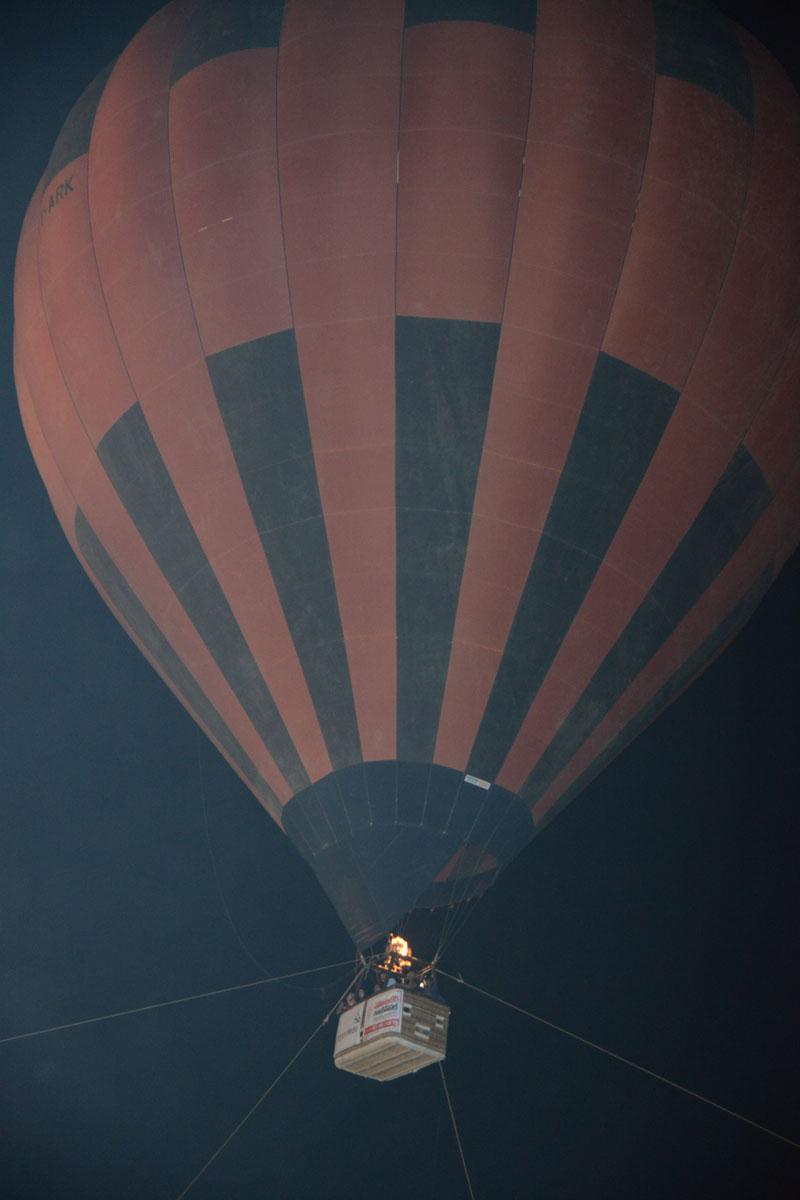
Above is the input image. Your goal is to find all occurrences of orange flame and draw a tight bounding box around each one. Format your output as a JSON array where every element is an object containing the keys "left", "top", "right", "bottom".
[{"left": 388, "top": 935, "right": 410, "bottom": 958}]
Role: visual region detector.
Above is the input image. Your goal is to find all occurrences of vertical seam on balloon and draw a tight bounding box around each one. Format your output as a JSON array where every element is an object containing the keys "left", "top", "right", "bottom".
[
  {"left": 316, "top": 780, "right": 341, "bottom": 849},
  {"left": 361, "top": 759, "right": 374, "bottom": 830},
  {"left": 666, "top": 55, "right": 789, "bottom": 580},
  {"left": 344, "top": 793, "right": 389, "bottom": 931},
  {"left": 26, "top": 195, "right": 97, "bottom": 537},
  {"left": 339, "top": 776, "right": 355, "bottom": 839},
  {"left": 83, "top": 6, "right": 195, "bottom": 440},
  {"left": 309, "top": 769, "right": 391, "bottom": 943},
  {"left": 13, "top": 351, "right": 72, "bottom": 538},
  {"left": 271, "top": 12, "right": 370, "bottom": 832},
  {"left": 273, "top": 5, "right": 365, "bottom": 777},
  {"left": 165, "top": 40, "right": 217, "bottom": 362},
  {"left": 392, "top": 4, "right": 407, "bottom": 321},
  {"left": 588, "top": 6, "right": 659, "bottom": 367},
  {"left": 394, "top": 9, "right": 438, "bottom": 834},
  {"left": 648, "top": 49, "right": 757, "bottom": 421},
  {"left": 329, "top": 773, "right": 352, "bottom": 844},
  {"left": 477, "top": 30, "right": 537, "bottom": 368},
  {"left": 430, "top": 22, "right": 537, "bottom": 776},
  {"left": 389, "top": 179, "right": 427, "bottom": 755},
  {"left": 391, "top": 5, "right": 407, "bottom": 785},
  {"left": 417, "top": 759, "right": 435, "bottom": 832},
  {"left": 274, "top": 4, "right": 299, "bottom": 340},
  {"left": 81, "top": 12, "right": 200, "bottom": 462},
  {"left": 483, "top": 4, "right": 659, "bottom": 789},
  {"left": 34, "top": 188, "right": 105, "bottom": 506},
  {"left": 444, "top": 785, "right": 485, "bottom": 915},
  {"left": 674, "top": 111, "right": 755, "bottom": 397}
]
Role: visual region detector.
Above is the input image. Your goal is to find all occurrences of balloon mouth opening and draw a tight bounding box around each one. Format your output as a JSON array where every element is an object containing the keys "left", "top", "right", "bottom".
[{"left": 281, "top": 761, "right": 535, "bottom": 950}]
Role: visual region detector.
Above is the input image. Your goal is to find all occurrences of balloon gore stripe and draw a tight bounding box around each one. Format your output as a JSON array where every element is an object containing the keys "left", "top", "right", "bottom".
[
  {"left": 467, "top": 354, "right": 680, "bottom": 783},
  {"left": 521, "top": 447, "right": 773, "bottom": 806},
  {"left": 96, "top": 402, "right": 310, "bottom": 793},
  {"left": 207, "top": 331, "right": 363, "bottom": 771},
  {"left": 396, "top": 317, "right": 501, "bottom": 764},
  {"left": 540, "top": 566, "right": 774, "bottom": 829}
]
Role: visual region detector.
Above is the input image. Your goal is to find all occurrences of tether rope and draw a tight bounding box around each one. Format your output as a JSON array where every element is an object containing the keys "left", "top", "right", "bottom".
[
  {"left": 174, "top": 965, "right": 367, "bottom": 1199},
  {"left": 0, "top": 961, "right": 353, "bottom": 1047},
  {"left": 439, "top": 970, "right": 800, "bottom": 1152},
  {"left": 439, "top": 1062, "right": 477, "bottom": 1200}
]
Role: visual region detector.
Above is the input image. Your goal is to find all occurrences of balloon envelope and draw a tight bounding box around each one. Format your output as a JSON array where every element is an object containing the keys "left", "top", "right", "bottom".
[{"left": 14, "top": 0, "right": 800, "bottom": 947}]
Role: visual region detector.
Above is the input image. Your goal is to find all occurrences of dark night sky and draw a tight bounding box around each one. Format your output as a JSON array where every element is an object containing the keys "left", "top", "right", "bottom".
[{"left": 2, "top": 3, "right": 800, "bottom": 1197}]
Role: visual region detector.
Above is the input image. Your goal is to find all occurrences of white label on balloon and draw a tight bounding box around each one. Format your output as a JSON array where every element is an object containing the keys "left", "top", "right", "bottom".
[{"left": 464, "top": 774, "right": 491, "bottom": 790}]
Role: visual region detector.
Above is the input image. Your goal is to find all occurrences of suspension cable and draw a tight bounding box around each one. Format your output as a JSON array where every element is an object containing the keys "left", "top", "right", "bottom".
[
  {"left": 0, "top": 961, "right": 354, "bottom": 1047},
  {"left": 439, "top": 971, "right": 800, "bottom": 1152},
  {"left": 433, "top": 792, "right": 517, "bottom": 964},
  {"left": 174, "top": 965, "right": 367, "bottom": 1199},
  {"left": 438, "top": 1062, "right": 477, "bottom": 1200}
]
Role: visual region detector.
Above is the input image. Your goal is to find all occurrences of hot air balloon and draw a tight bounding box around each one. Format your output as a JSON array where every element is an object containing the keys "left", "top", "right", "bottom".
[{"left": 14, "top": 0, "right": 800, "bottom": 961}]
